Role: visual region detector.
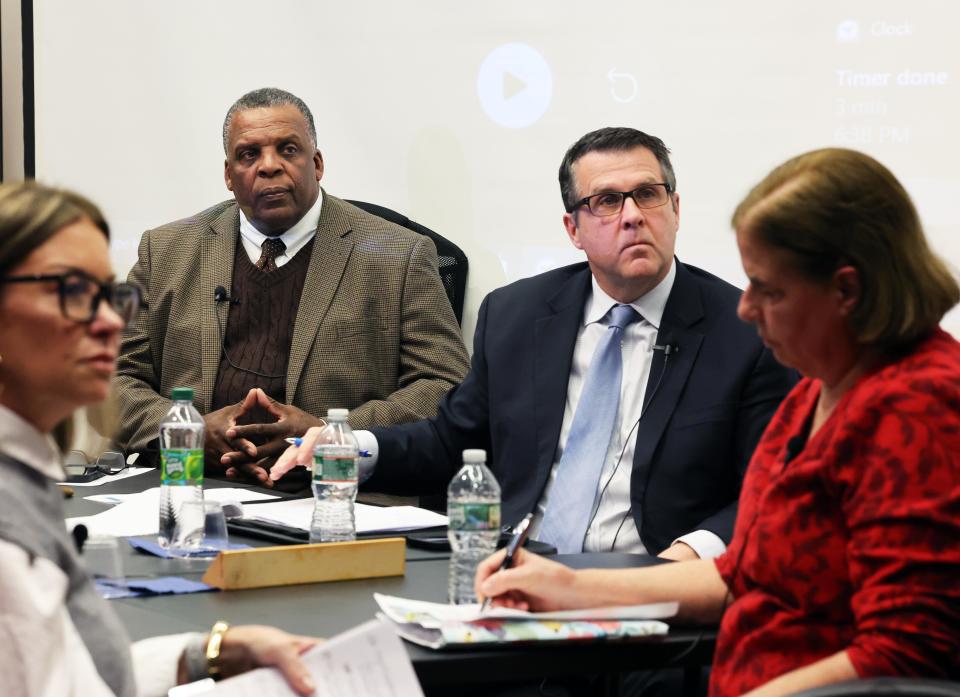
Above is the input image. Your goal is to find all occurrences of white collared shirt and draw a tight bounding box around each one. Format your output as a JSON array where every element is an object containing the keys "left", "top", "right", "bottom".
[
  {"left": 237, "top": 189, "right": 323, "bottom": 267},
  {"left": 0, "top": 405, "right": 196, "bottom": 697}
]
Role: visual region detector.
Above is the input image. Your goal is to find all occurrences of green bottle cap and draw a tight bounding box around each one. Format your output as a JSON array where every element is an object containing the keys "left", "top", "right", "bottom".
[{"left": 170, "top": 387, "right": 194, "bottom": 401}]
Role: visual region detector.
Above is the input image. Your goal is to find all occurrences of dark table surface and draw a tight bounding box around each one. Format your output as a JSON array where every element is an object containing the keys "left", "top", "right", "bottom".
[{"left": 61, "top": 470, "right": 716, "bottom": 689}]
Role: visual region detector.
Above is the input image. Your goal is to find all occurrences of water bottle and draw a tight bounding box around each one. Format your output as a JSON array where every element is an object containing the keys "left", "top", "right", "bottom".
[
  {"left": 447, "top": 449, "right": 501, "bottom": 604},
  {"left": 158, "top": 387, "right": 205, "bottom": 547},
  {"left": 310, "top": 408, "right": 359, "bottom": 543}
]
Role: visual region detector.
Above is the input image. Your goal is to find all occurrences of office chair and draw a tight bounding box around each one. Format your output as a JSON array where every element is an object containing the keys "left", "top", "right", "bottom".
[
  {"left": 346, "top": 200, "right": 468, "bottom": 325},
  {"left": 790, "top": 679, "right": 960, "bottom": 697}
]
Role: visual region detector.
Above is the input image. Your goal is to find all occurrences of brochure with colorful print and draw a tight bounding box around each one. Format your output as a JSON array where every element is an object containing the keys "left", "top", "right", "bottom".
[{"left": 374, "top": 593, "right": 676, "bottom": 649}]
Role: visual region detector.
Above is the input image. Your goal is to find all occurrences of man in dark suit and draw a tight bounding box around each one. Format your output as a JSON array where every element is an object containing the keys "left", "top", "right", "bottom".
[
  {"left": 114, "top": 88, "right": 469, "bottom": 485},
  {"left": 273, "top": 127, "right": 795, "bottom": 557}
]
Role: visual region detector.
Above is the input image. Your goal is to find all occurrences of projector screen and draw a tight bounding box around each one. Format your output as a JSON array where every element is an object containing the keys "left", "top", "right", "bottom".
[{"left": 32, "top": 0, "right": 959, "bottom": 342}]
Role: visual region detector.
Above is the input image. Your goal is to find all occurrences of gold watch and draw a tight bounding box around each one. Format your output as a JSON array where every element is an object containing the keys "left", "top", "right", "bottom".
[{"left": 205, "top": 620, "right": 230, "bottom": 680}]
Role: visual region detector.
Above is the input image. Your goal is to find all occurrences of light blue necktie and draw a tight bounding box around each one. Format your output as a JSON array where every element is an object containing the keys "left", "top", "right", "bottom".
[{"left": 538, "top": 304, "right": 639, "bottom": 553}]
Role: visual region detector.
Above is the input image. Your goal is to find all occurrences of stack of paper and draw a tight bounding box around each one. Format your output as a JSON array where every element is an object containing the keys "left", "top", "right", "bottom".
[
  {"left": 65, "top": 488, "right": 278, "bottom": 537},
  {"left": 67, "top": 491, "right": 448, "bottom": 538},
  {"left": 246, "top": 498, "right": 448, "bottom": 534},
  {"left": 374, "top": 593, "right": 676, "bottom": 649}
]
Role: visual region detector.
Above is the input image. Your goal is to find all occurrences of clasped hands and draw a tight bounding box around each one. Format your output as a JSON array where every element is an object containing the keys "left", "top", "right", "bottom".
[{"left": 204, "top": 388, "right": 323, "bottom": 487}]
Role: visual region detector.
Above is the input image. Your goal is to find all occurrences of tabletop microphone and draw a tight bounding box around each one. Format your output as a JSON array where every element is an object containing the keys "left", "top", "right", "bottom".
[{"left": 213, "top": 285, "right": 239, "bottom": 305}]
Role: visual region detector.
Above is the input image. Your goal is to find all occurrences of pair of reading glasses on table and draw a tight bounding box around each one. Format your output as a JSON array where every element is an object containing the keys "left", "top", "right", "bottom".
[{"left": 64, "top": 450, "right": 131, "bottom": 483}]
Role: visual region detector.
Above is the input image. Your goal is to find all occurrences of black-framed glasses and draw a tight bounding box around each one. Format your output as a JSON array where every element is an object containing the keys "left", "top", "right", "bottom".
[
  {"left": 0, "top": 271, "right": 141, "bottom": 325},
  {"left": 571, "top": 183, "right": 673, "bottom": 217}
]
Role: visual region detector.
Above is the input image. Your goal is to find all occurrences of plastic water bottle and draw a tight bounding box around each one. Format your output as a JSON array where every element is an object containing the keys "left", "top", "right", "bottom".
[
  {"left": 447, "top": 449, "right": 501, "bottom": 604},
  {"left": 310, "top": 408, "right": 359, "bottom": 543},
  {"left": 158, "top": 387, "right": 205, "bottom": 547}
]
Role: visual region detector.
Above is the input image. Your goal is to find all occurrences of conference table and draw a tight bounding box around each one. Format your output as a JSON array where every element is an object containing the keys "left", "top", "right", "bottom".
[{"left": 63, "top": 470, "right": 716, "bottom": 696}]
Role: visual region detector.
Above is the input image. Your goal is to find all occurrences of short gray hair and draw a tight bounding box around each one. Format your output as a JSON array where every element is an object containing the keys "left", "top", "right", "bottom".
[{"left": 222, "top": 87, "right": 317, "bottom": 155}]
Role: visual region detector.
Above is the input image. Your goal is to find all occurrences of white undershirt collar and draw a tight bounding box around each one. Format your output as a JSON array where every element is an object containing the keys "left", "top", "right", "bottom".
[
  {"left": 237, "top": 189, "right": 323, "bottom": 267},
  {"left": 584, "top": 258, "right": 676, "bottom": 330}
]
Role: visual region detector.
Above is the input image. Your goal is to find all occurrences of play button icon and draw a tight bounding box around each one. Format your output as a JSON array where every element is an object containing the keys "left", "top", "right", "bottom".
[
  {"left": 502, "top": 71, "right": 527, "bottom": 100},
  {"left": 477, "top": 43, "right": 553, "bottom": 129}
]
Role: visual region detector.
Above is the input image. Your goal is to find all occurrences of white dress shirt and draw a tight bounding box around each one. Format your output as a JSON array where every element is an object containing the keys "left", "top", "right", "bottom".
[
  {"left": 238, "top": 189, "right": 323, "bottom": 267},
  {"left": 0, "top": 405, "right": 197, "bottom": 697}
]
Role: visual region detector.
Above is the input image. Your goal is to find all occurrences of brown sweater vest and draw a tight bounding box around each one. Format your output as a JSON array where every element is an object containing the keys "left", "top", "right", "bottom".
[{"left": 210, "top": 235, "right": 315, "bottom": 425}]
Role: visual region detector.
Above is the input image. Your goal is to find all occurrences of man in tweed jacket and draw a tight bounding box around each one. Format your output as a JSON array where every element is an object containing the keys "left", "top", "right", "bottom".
[{"left": 113, "top": 88, "right": 469, "bottom": 485}]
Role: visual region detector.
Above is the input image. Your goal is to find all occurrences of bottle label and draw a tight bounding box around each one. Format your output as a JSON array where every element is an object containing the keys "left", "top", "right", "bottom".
[
  {"left": 448, "top": 502, "right": 501, "bottom": 531},
  {"left": 313, "top": 453, "right": 358, "bottom": 482},
  {"left": 161, "top": 448, "right": 204, "bottom": 485}
]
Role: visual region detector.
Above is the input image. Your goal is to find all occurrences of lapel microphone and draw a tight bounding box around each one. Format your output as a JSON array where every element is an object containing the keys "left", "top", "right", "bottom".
[
  {"left": 213, "top": 285, "right": 240, "bottom": 305},
  {"left": 651, "top": 342, "right": 679, "bottom": 355},
  {"left": 600, "top": 339, "right": 679, "bottom": 550},
  {"left": 212, "top": 285, "right": 284, "bottom": 379}
]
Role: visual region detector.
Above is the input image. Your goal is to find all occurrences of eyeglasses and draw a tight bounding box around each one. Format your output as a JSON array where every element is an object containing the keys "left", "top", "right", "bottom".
[
  {"left": 64, "top": 450, "right": 128, "bottom": 482},
  {"left": 0, "top": 271, "right": 141, "bottom": 325},
  {"left": 571, "top": 183, "right": 673, "bottom": 217}
]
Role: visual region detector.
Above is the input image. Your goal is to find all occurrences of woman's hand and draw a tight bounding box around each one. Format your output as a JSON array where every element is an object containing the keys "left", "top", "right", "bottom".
[
  {"left": 270, "top": 425, "right": 325, "bottom": 482},
  {"left": 474, "top": 547, "right": 582, "bottom": 612},
  {"left": 214, "top": 625, "right": 320, "bottom": 695}
]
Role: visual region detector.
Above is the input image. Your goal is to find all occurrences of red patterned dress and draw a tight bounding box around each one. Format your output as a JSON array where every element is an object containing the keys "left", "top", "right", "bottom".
[{"left": 711, "top": 328, "right": 960, "bottom": 697}]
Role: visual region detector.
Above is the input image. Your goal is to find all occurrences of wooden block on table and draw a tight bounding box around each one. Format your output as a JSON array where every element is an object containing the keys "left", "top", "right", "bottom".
[{"left": 202, "top": 537, "right": 406, "bottom": 590}]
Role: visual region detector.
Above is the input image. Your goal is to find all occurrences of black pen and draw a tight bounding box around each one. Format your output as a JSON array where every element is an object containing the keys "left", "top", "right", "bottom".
[{"left": 480, "top": 512, "right": 534, "bottom": 613}]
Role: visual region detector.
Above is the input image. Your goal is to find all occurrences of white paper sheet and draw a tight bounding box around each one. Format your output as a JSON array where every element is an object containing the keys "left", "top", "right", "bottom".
[
  {"left": 84, "top": 487, "right": 279, "bottom": 506},
  {"left": 66, "top": 488, "right": 279, "bottom": 537},
  {"left": 196, "top": 619, "right": 424, "bottom": 697},
  {"left": 247, "top": 499, "right": 448, "bottom": 534},
  {"left": 57, "top": 466, "right": 153, "bottom": 487},
  {"left": 374, "top": 593, "right": 678, "bottom": 628}
]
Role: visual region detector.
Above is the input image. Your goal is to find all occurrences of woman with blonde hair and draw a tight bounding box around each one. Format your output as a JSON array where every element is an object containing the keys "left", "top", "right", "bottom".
[
  {"left": 475, "top": 148, "right": 960, "bottom": 696},
  {"left": 0, "top": 181, "right": 318, "bottom": 697}
]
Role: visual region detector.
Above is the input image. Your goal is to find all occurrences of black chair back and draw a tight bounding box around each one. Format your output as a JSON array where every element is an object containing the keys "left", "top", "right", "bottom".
[{"left": 346, "top": 200, "right": 468, "bottom": 325}]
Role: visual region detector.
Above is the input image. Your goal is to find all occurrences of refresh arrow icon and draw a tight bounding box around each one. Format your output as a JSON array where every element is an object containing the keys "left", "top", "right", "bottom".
[{"left": 608, "top": 68, "right": 638, "bottom": 103}]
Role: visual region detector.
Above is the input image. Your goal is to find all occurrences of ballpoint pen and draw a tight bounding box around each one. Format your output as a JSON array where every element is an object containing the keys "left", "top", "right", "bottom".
[
  {"left": 284, "top": 437, "right": 370, "bottom": 457},
  {"left": 479, "top": 512, "right": 534, "bottom": 613}
]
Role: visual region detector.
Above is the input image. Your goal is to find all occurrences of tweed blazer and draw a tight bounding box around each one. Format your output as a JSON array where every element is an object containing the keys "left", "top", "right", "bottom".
[{"left": 114, "top": 193, "right": 470, "bottom": 452}]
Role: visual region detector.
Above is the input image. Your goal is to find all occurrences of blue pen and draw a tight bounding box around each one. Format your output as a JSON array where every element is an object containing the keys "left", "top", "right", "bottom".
[{"left": 284, "top": 437, "right": 370, "bottom": 457}]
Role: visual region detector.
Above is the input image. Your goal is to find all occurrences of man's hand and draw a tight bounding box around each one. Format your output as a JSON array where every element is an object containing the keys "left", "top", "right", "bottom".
[
  {"left": 224, "top": 458, "right": 274, "bottom": 487},
  {"left": 203, "top": 389, "right": 259, "bottom": 473},
  {"left": 270, "top": 424, "right": 326, "bottom": 482},
  {"left": 657, "top": 541, "right": 700, "bottom": 562},
  {"left": 224, "top": 388, "right": 323, "bottom": 467}
]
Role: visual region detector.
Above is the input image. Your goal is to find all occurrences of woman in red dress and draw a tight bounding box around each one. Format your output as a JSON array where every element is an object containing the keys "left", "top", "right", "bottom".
[{"left": 475, "top": 148, "right": 960, "bottom": 697}]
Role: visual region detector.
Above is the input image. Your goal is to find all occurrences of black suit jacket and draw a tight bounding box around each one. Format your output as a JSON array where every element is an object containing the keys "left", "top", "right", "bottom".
[{"left": 366, "top": 260, "right": 796, "bottom": 552}]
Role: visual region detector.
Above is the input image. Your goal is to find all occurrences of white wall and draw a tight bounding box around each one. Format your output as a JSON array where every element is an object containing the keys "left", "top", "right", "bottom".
[
  {"left": 29, "top": 0, "right": 960, "bottom": 342},
  {"left": 1, "top": 0, "right": 24, "bottom": 180}
]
